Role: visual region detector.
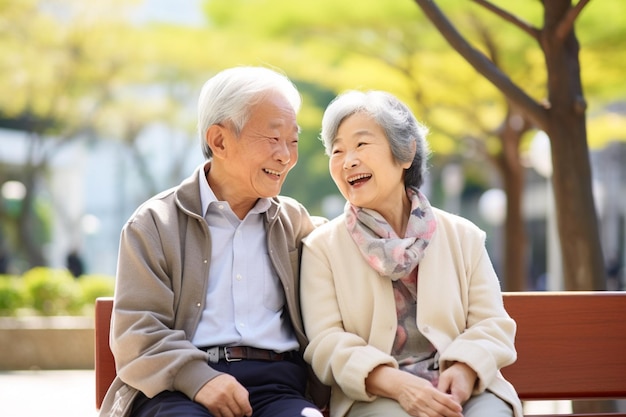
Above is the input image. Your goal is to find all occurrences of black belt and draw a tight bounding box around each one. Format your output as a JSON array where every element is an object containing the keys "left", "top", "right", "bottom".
[{"left": 201, "top": 346, "right": 297, "bottom": 363}]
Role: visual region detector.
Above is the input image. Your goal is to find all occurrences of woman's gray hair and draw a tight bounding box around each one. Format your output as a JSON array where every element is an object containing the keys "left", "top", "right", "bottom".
[
  {"left": 197, "top": 66, "right": 301, "bottom": 160},
  {"left": 320, "top": 90, "right": 430, "bottom": 189}
]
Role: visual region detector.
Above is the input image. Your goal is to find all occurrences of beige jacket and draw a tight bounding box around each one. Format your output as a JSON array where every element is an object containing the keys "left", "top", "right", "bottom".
[
  {"left": 99, "top": 164, "right": 328, "bottom": 417},
  {"left": 300, "top": 208, "right": 523, "bottom": 417}
]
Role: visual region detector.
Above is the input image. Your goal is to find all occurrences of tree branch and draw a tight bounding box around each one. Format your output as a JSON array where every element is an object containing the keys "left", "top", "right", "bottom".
[
  {"left": 413, "top": 0, "right": 549, "bottom": 130},
  {"left": 556, "top": 0, "right": 591, "bottom": 40},
  {"left": 472, "top": 0, "right": 541, "bottom": 41},
  {"left": 469, "top": 14, "right": 500, "bottom": 67}
]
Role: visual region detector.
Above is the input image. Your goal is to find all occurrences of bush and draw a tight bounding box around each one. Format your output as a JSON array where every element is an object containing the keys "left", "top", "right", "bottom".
[
  {"left": 0, "top": 268, "right": 116, "bottom": 316},
  {"left": 22, "top": 267, "right": 83, "bottom": 316},
  {"left": 0, "top": 275, "right": 25, "bottom": 315},
  {"left": 78, "top": 274, "right": 115, "bottom": 305}
]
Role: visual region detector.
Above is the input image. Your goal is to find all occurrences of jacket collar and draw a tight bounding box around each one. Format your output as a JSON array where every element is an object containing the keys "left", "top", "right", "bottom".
[
  {"left": 174, "top": 163, "right": 206, "bottom": 219},
  {"left": 175, "top": 162, "right": 282, "bottom": 223}
]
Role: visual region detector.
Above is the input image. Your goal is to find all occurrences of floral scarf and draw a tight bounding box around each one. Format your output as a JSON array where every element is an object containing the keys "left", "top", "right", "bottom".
[
  {"left": 344, "top": 187, "right": 437, "bottom": 281},
  {"left": 345, "top": 187, "right": 440, "bottom": 386}
]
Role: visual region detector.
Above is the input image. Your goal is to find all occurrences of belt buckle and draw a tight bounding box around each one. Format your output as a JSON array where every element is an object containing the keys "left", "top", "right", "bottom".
[
  {"left": 224, "top": 347, "right": 242, "bottom": 362},
  {"left": 206, "top": 346, "right": 220, "bottom": 364}
]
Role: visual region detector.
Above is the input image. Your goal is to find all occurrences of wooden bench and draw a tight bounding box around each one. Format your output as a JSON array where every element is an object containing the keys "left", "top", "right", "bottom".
[{"left": 95, "top": 292, "right": 626, "bottom": 416}]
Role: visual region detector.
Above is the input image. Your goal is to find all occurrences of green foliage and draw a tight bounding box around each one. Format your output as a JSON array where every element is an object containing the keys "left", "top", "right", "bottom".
[
  {"left": 0, "top": 275, "right": 25, "bottom": 316},
  {"left": 78, "top": 274, "right": 115, "bottom": 306},
  {"left": 0, "top": 267, "right": 115, "bottom": 316},
  {"left": 22, "top": 267, "right": 83, "bottom": 316},
  {"left": 1, "top": 0, "right": 624, "bottom": 273},
  {"left": 0, "top": 268, "right": 116, "bottom": 316}
]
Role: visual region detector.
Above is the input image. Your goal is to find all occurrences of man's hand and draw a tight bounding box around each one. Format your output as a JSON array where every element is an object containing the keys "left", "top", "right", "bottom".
[
  {"left": 194, "top": 374, "right": 252, "bottom": 417},
  {"left": 437, "top": 362, "right": 477, "bottom": 405}
]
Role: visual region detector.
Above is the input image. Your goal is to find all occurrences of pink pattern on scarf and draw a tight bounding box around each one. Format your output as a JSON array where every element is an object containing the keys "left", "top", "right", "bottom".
[{"left": 345, "top": 187, "right": 437, "bottom": 281}]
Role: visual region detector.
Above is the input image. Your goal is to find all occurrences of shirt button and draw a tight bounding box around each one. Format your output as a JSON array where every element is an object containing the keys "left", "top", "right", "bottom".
[
  {"left": 196, "top": 303, "right": 201, "bottom": 307},
  {"left": 218, "top": 204, "right": 224, "bottom": 210},
  {"left": 236, "top": 274, "right": 242, "bottom": 281},
  {"left": 423, "top": 325, "right": 430, "bottom": 333}
]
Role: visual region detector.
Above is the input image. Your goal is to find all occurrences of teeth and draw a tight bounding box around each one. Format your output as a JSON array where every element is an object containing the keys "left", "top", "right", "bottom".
[
  {"left": 347, "top": 173, "right": 371, "bottom": 184},
  {"left": 264, "top": 168, "right": 281, "bottom": 176}
]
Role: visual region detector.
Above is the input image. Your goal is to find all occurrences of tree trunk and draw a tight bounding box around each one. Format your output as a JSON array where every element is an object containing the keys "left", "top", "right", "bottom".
[
  {"left": 541, "top": 2, "right": 611, "bottom": 412},
  {"left": 541, "top": 2, "right": 606, "bottom": 291},
  {"left": 18, "top": 134, "right": 47, "bottom": 269},
  {"left": 495, "top": 109, "right": 531, "bottom": 291}
]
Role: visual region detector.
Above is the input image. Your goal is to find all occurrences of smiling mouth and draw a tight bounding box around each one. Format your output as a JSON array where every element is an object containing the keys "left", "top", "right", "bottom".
[
  {"left": 347, "top": 173, "right": 372, "bottom": 185},
  {"left": 264, "top": 168, "right": 282, "bottom": 177}
]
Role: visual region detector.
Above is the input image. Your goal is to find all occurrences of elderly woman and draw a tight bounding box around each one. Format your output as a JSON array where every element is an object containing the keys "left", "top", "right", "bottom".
[{"left": 300, "top": 91, "right": 522, "bottom": 417}]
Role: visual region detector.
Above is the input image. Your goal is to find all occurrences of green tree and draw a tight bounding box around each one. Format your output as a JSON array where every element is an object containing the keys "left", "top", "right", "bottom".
[
  {"left": 202, "top": 0, "right": 625, "bottom": 293},
  {"left": 0, "top": 0, "right": 142, "bottom": 267},
  {"left": 0, "top": 1, "right": 223, "bottom": 270},
  {"left": 412, "top": 0, "right": 622, "bottom": 293}
]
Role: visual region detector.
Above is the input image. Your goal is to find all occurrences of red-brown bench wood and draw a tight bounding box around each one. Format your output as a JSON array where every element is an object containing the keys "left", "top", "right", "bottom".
[
  {"left": 95, "top": 297, "right": 115, "bottom": 410},
  {"left": 95, "top": 292, "right": 626, "bottom": 416},
  {"left": 500, "top": 291, "right": 626, "bottom": 402}
]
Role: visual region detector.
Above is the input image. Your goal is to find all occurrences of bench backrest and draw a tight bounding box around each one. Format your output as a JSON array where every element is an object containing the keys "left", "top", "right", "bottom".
[
  {"left": 95, "top": 292, "right": 626, "bottom": 410},
  {"left": 500, "top": 291, "right": 626, "bottom": 401},
  {"left": 95, "top": 297, "right": 115, "bottom": 409}
]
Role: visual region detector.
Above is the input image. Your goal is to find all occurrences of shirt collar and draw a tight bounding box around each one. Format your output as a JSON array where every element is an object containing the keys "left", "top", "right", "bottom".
[{"left": 198, "top": 163, "right": 272, "bottom": 217}]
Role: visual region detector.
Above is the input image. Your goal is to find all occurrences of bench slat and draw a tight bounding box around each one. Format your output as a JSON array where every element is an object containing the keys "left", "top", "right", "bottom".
[
  {"left": 95, "top": 297, "right": 116, "bottom": 409},
  {"left": 526, "top": 413, "right": 624, "bottom": 417},
  {"left": 528, "top": 414, "right": 626, "bottom": 417},
  {"left": 502, "top": 292, "right": 626, "bottom": 400}
]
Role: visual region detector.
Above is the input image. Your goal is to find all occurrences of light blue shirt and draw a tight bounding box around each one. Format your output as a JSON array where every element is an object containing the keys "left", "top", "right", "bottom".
[{"left": 191, "top": 167, "right": 299, "bottom": 352}]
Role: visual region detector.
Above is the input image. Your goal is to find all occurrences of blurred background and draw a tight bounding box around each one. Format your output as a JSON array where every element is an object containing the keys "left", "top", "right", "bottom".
[{"left": 0, "top": 0, "right": 625, "bottom": 306}]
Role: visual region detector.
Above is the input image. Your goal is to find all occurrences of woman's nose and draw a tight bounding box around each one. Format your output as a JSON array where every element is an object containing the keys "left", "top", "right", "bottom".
[{"left": 343, "top": 152, "right": 359, "bottom": 169}]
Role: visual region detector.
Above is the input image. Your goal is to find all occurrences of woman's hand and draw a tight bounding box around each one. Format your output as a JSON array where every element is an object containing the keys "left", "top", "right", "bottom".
[
  {"left": 437, "top": 362, "right": 478, "bottom": 405},
  {"left": 365, "top": 366, "right": 463, "bottom": 417}
]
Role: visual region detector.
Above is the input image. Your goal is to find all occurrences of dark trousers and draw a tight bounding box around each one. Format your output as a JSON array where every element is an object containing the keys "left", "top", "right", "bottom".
[{"left": 131, "top": 357, "right": 320, "bottom": 417}]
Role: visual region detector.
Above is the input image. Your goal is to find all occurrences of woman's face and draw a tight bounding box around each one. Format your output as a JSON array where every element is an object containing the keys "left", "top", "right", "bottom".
[{"left": 329, "top": 112, "right": 411, "bottom": 214}]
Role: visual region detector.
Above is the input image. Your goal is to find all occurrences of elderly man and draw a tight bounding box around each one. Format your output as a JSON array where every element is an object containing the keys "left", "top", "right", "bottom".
[{"left": 99, "top": 66, "right": 328, "bottom": 417}]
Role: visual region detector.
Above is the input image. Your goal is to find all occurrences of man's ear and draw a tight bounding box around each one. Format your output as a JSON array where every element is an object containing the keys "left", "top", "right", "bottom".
[{"left": 206, "top": 124, "right": 227, "bottom": 158}]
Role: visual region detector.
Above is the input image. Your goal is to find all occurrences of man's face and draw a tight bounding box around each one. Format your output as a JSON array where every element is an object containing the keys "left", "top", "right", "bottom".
[{"left": 220, "top": 92, "right": 299, "bottom": 201}]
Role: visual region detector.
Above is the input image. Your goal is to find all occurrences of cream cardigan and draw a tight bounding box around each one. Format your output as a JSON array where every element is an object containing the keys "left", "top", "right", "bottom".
[{"left": 300, "top": 207, "right": 523, "bottom": 417}]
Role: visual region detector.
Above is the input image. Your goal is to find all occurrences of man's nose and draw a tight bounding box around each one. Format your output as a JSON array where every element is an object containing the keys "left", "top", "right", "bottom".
[{"left": 275, "top": 141, "right": 292, "bottom": 165}]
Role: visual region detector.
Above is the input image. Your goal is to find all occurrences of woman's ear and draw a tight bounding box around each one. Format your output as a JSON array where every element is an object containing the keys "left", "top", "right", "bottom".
[{"left": 402, "top": 139, "right": 417, "bottom": 170}]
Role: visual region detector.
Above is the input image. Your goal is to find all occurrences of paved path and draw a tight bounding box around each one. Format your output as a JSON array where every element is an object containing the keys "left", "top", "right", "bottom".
[{"left": 0, "top": 370, "right": 98, "bottom": 417}]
